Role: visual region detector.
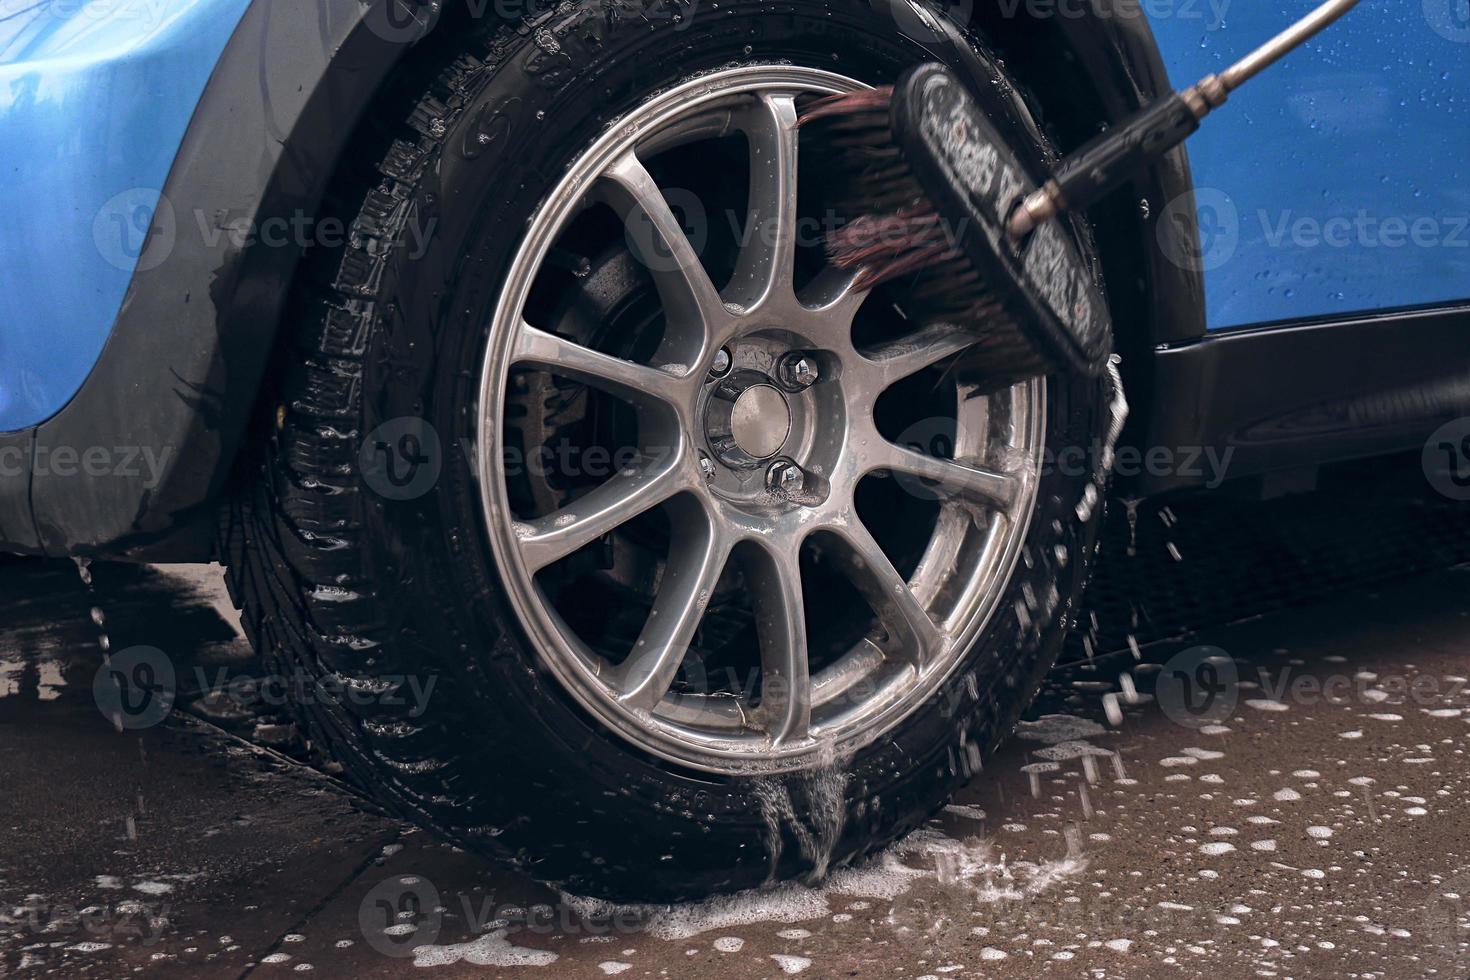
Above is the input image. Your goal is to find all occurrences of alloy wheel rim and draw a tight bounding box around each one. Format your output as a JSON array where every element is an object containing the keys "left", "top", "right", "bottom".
[{"left": 477, "top": 65, "right": 1045, "bottom": 775}]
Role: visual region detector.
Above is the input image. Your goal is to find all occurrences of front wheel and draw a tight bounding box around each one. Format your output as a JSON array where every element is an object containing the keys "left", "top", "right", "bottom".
[{"left": 223, "top": 0, "right": 1118, "bottom": 901}]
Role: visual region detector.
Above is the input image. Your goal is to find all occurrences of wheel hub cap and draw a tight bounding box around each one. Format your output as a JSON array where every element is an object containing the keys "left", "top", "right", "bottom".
[{"left": 706, "top": 375, "right": 791, "bottom": 466}]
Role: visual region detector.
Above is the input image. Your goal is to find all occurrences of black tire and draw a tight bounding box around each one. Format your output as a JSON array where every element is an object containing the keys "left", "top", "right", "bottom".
[{"left": 222, "top": 0, "right": 1114, "bottom": 901}]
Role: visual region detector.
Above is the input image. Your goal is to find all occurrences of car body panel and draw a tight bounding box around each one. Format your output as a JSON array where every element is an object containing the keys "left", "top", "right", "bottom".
[
  {"left": 0, "top": 0, "right": 253, "bottom": 433},
  {"left": 1147, "top": 1, "right": 1470, "bottom": 329}
]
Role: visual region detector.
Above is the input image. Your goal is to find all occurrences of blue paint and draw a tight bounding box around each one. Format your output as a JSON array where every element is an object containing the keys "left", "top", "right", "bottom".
[
  {"left": 0, "top": 0, "right": 252, "bottom": 432},
  {"left": 1148, "top": 0, "right": 1470, "bottom": 329}
]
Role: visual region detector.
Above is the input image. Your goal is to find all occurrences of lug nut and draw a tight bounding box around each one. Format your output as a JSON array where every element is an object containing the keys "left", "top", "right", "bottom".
[
  {"left": 778, "top": 353, "right": 818, "bottom": 390},
  {"left": 767, "top": 461, "right": 804, "bottom": 493},
  {"left": 709, "top": 347, "right": 733, "bottom": 379},
  {"left": 699, "top": 452, "right": 716, "bottom": 480}
]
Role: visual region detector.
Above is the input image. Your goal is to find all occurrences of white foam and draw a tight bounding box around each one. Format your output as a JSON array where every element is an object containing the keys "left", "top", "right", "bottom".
[
  {"left": 411, "top": 929, "right": 557, "bottom": 968},
  {"left": 565, "top": 884, "right": 828, "bottom": 941},
  {"left": 1182, "top": 748, "right": 1225, "bottom": 761},
  {"left": 1014, "top": 715, "right": 1106, "bottom": 744},
  {"left": 944, "top": 804, "right": 986, "bottom": 821},
  {"left": 770, "top": 954, "right": 812, "bottom": 974},
  {"left": 565, "top": 825, "right": 1087, "bottom": 946}
]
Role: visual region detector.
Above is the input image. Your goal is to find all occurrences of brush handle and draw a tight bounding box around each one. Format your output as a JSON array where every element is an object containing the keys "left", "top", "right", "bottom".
[
  {"left": 1049, "top": 93, "right": 1202, "bottom": 218},
  {"left": 1007, "top": 0, "right": 1361, "bottom": 238}
]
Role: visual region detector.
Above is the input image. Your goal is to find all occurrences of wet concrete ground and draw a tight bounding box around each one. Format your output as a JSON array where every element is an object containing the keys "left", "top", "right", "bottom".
[{"left": 2, "top": 550, "right": 1469, "bottom": 979}]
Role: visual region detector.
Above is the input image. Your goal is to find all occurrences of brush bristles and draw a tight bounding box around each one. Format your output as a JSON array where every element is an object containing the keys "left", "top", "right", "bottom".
[
  {"left": 825, "top": 209, "right": 956, "bottom": 292},
  {"left": 799, "top": 81, "right": 1050, "bottom": 391},
  {"left": 798, "top": 86, "right": 976, "bottom": 299},
  {"left": 797, "top": 87, "right": 895, "bottom": 126}
]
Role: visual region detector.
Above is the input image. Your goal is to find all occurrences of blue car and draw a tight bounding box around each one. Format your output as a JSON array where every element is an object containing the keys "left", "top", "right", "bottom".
[{"left": 2, "top": 0, "right": 1466, "bottom": 899}]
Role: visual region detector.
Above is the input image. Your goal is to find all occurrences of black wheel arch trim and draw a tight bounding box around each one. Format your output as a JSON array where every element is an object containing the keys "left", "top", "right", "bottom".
[{"left": 0, "top": 0, "right": 1197, "bottom": 560}]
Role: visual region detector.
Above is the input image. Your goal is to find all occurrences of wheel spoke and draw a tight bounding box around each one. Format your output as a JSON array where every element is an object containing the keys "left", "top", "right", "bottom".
[
  {"left": 859, "top": 322, "right": 985, "bottom": 389},
  {"left": 513, "top": 324, "right": 691, "bottom": 411},
  {"left": 828, "top": 519, "right": 942, "bottom": 664},
  {"left": 876, "top": 442, "right": 1021, "bottom": 512},
  {"left": 515, "top": 454, "right": 691, "bottom": 571},
  {"left": 610, "top": 501, "right": 731, "bottom": 710},
  {"left": 601, "top": 152, "right": 725, "bottom": 357},
  {"left": 725, "top": 94, "right": 801, "bottom": 313},
  {"left": 811, "top": 636, "right": 886, "bottom": 709},
  {"left": 746, "top": 540, "right": 811, "bottom": 742}
]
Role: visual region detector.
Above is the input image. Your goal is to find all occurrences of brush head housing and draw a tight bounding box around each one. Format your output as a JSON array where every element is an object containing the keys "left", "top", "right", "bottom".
[{"left": 802, "top": 63, "right": 1112, "bottom": 387}]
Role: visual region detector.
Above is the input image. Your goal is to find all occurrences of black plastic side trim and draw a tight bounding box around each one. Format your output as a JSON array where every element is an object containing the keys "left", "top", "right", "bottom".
[
  {"left": 0, "top": 430, "right": 40, "bottom": 554},
  {"left": 12, "top": 0, "right": 420, "bottom": 560},
  {"left": 1138, "top": 305, "right": 1470, "bottom": 495}
]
